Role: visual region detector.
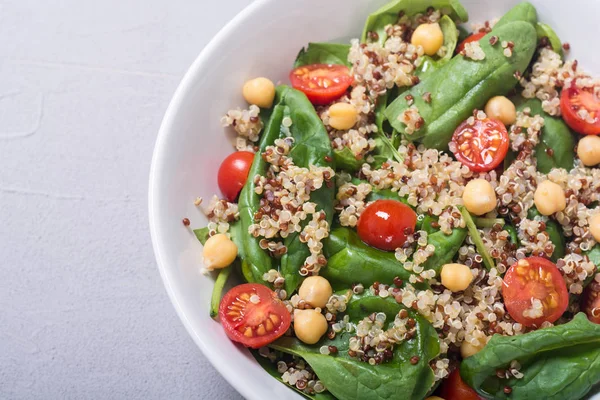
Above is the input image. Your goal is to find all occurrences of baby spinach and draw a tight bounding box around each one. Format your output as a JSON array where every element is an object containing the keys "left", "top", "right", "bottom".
[
  {"left": 493, "top": 1, "right": 538, "bottom": 28},
  {"left": 294, "top": 42, "right": 351, "bottom": 68},
  {"left": 504, "top": 224, "right": 519, "bottom": 246},
  {"left": 333, "top": 147, "right": 364, "bottom": 173},
  {"left": 416, "top": 15, "right": 459, "bottom": 80},
  {"left": 322, "top": 227, "right": 414, "bottom": 288},
  {"left": 513, "top": 97, "right": 575, "bottom": 173},
  {"left": 421, "top": 226, "right": 468, "bottom": 273},
  {"left": 527, "top": 206, "right": 566, "bottom": 262},
  {"left": 536, "top": 22, "right": 563, "bottom": 57},
  {"left": 385, "top": 19, "right": 538, "bottom": 150},
  {"left": 272, "top": 295, "right": 440, "bottom": 400},
  {"left": 461, "top": 313, "right": 600, "bottom": 400},
  {"left": 193, "top": 227, "right": 210, "bottom": 245},
  {"left": 277, "top": 86, "right": 336, "bottom": 294},
  {"left": 361, "top": 0, "right": 468, "bottom": 46},
  {"left": 210, "top": 267, "right": 232, "bottom": 318}
]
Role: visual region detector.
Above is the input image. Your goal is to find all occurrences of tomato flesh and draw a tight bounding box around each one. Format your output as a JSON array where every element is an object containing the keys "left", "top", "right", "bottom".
[
  {"left": 219, "top": 283, "right": 291, "bottom": 349},
  {"left": 290, "top": 64, "right": 353, "bottom": 105},
  {"left": 502, "top": 257, "right": 568, "bottom": 327},
  {"left": 560, "top": 85, "right": 600, "bottom": 135},
  {"left": 457, "top": 31, "right": 486, "bottom": 54},
  {"left": 357, "top": 199, "right": 417, "bottom": 251},
  {"left": 581, "top": 280, "right": 600, "bottom": 324},
  {"left": 438, "top": 369, "right": 481, "bottom": 400},
  {"left": 218, "top": 151, "right": 255, "bottom": 202},
  {"left": 451, "top": 117, "right": 509, "bottom": 172}
]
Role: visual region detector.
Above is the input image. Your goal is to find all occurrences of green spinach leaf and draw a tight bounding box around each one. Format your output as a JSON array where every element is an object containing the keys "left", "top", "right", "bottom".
[
  {"left": 421, "top": 226, "right": 468, "bottom": 274},
  {"left": 494, "top": 2, "right": 538, "bottom": 28},
  {"left": 294, "top": 42, "right": 351, "bottom": 68},
  {"left": 385, "top": 19, "right": 538, "bottom": 150},
  {"left": 461, "top": 313, "right": 600, "bottom": 400},
  {"left": 416, "top": 15, "right": 459, "bottom": 80},
  {"left": 333, "top": 147, "right": 363, "bottom": 173},
  {"left": 536, "top": 22, "right": 563, "bottom": 57}
]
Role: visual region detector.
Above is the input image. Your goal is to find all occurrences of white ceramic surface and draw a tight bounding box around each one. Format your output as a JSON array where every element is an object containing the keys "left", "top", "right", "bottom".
[{"left": 149, "top": 1, "right": 600, "bottom": 399}]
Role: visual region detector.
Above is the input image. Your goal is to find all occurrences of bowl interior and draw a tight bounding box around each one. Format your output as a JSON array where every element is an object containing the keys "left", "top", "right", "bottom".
[{"left": 149, "top": 1, "right": 600, "bottom": 399}]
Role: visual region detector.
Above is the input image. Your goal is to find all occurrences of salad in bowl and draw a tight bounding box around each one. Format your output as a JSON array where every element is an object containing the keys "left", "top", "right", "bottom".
[{"left": 188, "top": 1, "right": 600, "bottom": 399}]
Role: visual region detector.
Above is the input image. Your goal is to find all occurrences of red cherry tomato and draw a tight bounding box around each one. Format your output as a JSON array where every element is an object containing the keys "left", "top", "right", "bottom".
[
  {"left": 451, "top": 117, "right": 509, "bottom": 172},
  {"left": 560, "top": 85, "right": 600, "bottom": 135},
  {"left": 502, "top": 257, "right": 568, "bottom": 327},
  {"left": 581, "top": 279, "right": 600, "bottom": 324},
  {"left": 357, "top": 199, "right": 417, "bottom": 251},
  {"left": 438, "top": 369, "right": 481, "bottom": 400},
  {"left": 457, "top": 31, "right": 487, "bottom": 54},
  {"left": 218, "top": 151, "right": 255, "bottom": 202},
  {"left": 289, "top": 64, "right": 353, "bottom": 105},
  {"left": 219, "top": 283, "right": 291, "bottom": 349}
]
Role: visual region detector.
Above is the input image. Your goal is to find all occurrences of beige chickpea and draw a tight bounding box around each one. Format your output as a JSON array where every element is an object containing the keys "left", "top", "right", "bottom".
[
  {"left": 577, "top": 135, "right": 600, "bottom": 166},
  {"left": 484, "top": 96, "right": 516, "bottom": 125},
  {"left": 441, "top": 263, "right": 473, "bottom": 292},
  {"left": 202, "top": 234, "right": 237, "bottom": 270},
  {"left": 425, "top": 397, "right": 445, "bottom": 400},
  {"left": 411, "top": 23, "right": 444, "bottom": 56},
  {"left": 460, "top": 339, "right": 486, "bottom": 358},
  {"left": 242, "top": 77, "right": 276, "bottom": 108},
  {"left": 534, "top": 180, "right": 566, "bottom": 216},
  {"left": 294, "top": 309, "right": 328, "bottom": 345},
  {"left": 462, "top": 179, "right": 497, "bottom": 216},
  {"left": 589, "top": 214, "right": 600, "bottom": 242},
  {"left": 328, "top": 102, "right": 358, "bottom": 131},
  {"left": 298, "top": 276, "right": 333, "bottom": 309}
]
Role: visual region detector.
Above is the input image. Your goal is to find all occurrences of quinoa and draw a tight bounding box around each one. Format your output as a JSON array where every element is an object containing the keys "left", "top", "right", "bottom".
[
  {"left": 335, "top": 182, "right": 372, "bottom": 227},
  {"left": 462, "top": 41, "right": 486, "bottom": 60},
  {"left": 202, "top": 195, "right": 239, "bottom": 236},
  {"left": 221, "top": 105, "right": 263, "bottom": 151}
]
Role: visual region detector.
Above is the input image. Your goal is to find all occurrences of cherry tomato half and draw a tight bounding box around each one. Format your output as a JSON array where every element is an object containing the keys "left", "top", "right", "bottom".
[
  {"left": 357, "top": 199, "right": 417, "bottom": 251},
  {"left": 457, "top": 31, "right": 486, "bottom": 54},
  {"left": 289, "top": 64, "right": 353, "bottom": 106},
  {"left": 218, "top": 151, "right": 255, "bottom": 202},
  {"left": 502, "top": 257, "right": 568, "bottom": 327},
  {"left": 438, "top": 369, "right": 481, "bottom": 400},
  {"left": 451, "top": 117, "right": 509, "bottom": 172},
  {"left": 219, "top": 283, "right": 291, "bottom": 349},
  {"left": 560, "top": 85, "right": 600, "bottom": 135},
  {"left": 581, "top": 280, "right": 600, "bottom": 324}
]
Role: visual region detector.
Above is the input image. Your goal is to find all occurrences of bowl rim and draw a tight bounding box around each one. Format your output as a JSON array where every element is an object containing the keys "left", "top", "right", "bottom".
[{"left": 148, "top": 0, "right": 272, "bottom": 398}]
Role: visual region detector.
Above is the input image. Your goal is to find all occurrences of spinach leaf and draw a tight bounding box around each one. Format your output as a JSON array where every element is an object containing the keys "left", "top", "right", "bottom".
[
  {"left": 493, "top": 2, "right": 538, "bottom": 28},
  {"left": 238, "top": 105, "right": 286, "bottom": 283},
  {"left": 536, "top": 22, "right": 563, "bottom": 57},
  {"left": 194, "top": 227, "right": 210, "bottom": 245},
  {"left": 333, "top": 147, "right": 363, "bottom": 173},
  {"left": 278, "top": 86, "right": 336, "bottom": 294},
  {"left": 421, "top": 215, "right": 438, "bottom": 235},
  {"left": 461, "top": 313, "right": 600, "bottom": 400},
  {"left": 321, "top": 227, "right": 414, "bottom": 288},
  {"left": 588, "top": 245, "right": 600, "bottom": 268},
  {"left": 473, "top": 217, "right": 505, "bottom": 229},
  {"left": 512, "top": 97, "right": 575, "bottom": 173},
  {"left": 416, "top": 15, "right": 459, "bottom": 80},
  {"left": 460, "top": 207, "right": 495, "bottom": 270},
  {"left": 210, "top": 267, "right": 232, "bottom": 318},
  {"left": 272, "top": 295, "right": 440, "bottom": 400},
  {"left": 504, "top": 224, "right": 520, "bottom": 246},
  {"left": 372, "top": 92, "right": 404, "bottom": 165},
  {"left": 361, "top": 0, "right": 468, "bottom": 46},
  {"left": 527, "top": 206, "right": 566, "bottom": 262},
  {"left": 251, "top": 351, "right": 336, "bottom": 400},
  {"left": 294, "top": 42, "right": 351, "bottom": 68},
  {"left": 385, "top": 19, "right": 538, "bottom": 150},
  {"left": 421, "top": 226, "right": 468, "bottom": 274}
]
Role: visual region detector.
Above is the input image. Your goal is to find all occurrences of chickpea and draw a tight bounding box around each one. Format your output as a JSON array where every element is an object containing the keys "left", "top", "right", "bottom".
[
  {"left": 589, "top": 214, "right": 600, "bottom": 243},
  {"left": 202, "top": 234, "right": 237, "bottom": 270},
  {"left": 460, "top": 339, "right": 486, "bottom": 358},
  {"left": 425, "top": 397, "right": 445, "bottom": 400},
  {"left": 534, "top": 180, "right": 566, "bottom": 216},
  {"left": 294, "top": 309, "right": 328, "bottom": 345},
  {"left": 242, "top": 77, "right": 276, "bottom": 108},
  {"left": 577, "top": 135, "right": 600, "bottom": 166},
  {"left": 298, "top": 276, "right": 333, "bottom": 309},
  {"left": 411, "top": 23, "right": 444, "bottom": 56},
  {"left": 462, "top": 179, "right": 497, "bottom": 216},
  {"left": 441, "top": 263, "right": 473, "bottom": 292},
  {"left": 328, "top": 102, "right": 358, "bottom": 131},
  {"left": 484, "top": 96, "right": 516, "bottom": 125}
]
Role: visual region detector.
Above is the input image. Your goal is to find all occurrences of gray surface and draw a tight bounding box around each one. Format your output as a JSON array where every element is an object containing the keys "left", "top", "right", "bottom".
[{"left": 0, "top": 0, "right": 253, "bottom": 398}]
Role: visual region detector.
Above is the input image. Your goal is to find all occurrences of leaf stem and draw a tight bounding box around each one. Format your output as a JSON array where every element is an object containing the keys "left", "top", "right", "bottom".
[
  {"left": 460, "top": 207, "right": 495, "bottom": 271},
  {"left": 376, "top": 131, "right": 404, "bottom": 163},
  {"left": 210, "top": 266, "right": 233, "bottom": 318},
  {"left": 473, "top": 217, "right": 505, "bottom": 229}
]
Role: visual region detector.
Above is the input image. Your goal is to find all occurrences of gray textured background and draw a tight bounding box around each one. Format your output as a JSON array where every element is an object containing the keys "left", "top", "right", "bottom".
[{"left": 0, "top": 0, "right": 252, "bottom": 398}]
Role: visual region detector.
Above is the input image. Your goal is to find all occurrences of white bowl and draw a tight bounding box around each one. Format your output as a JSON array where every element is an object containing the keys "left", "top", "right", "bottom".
[{"left": 149, "top": 1, "right": 600, "bottom": 399}]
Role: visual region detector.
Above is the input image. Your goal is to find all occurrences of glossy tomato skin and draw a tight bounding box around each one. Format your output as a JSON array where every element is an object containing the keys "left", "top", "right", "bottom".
[
  {"left": 357, "top": 199, "right": 417, "bottom": 251},
  {"left": 457, "top": 31, "right": 486, "bottom": 54},
  {"left": 438, "top": 369, "right": 481, "bottom": 400},
  {"left": 219, "top": 283, "right": 291, "bottom": 349},
  {"left": 290, "top": 64, "right": 353, "bottom": 105},
  {"left": 218, "top": 151, "right": 255, "bottom": 202},
  {"left": 451, "top": 117, "right": 509, "bottom": 172},
  {"left": 560, "top": 86, "right": 600, "bottom": 135},
  {"left": 502, "top": 257, "right": 568, "bottom": 327},
  {"left": 581, "top": 280, "right": 600, "bottom": 324}
]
